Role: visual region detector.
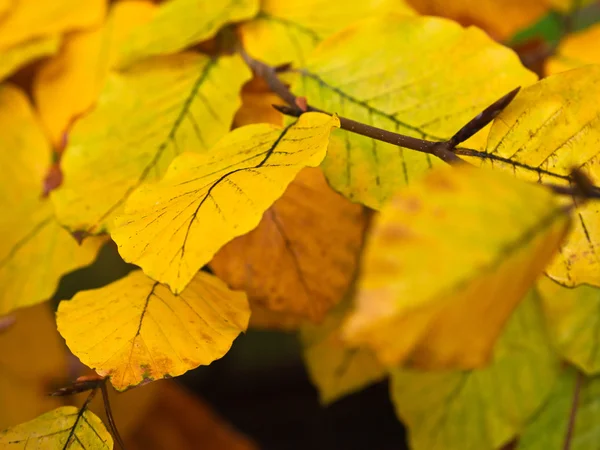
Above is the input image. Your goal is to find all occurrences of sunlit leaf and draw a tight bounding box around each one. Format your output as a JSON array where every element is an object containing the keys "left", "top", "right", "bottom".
[
  {"left": 538, "top": 276, "right": 600, "bottom": 374},
  {"left": 294, "top": 15, "right": 537, "bottom": 208},
  {"left": 239, "top": 0, "right": 415, "bottom": 66},
  {"left": 34, "top": 0, "right": 157, "bottom": 149},
  {"left": 468, "top": 65, "right": 600, "bottom": 287},
  {"left": 112, "top": 112, "right": 340, "bottom": 294},
  {"left": 0, "top": 304, "right": 67, "bottom": 430},
  {"left": 0, "top": 35, "right": 59, "bottom": 82},
  {"left": 0, "top": 0, "right": 106, "bottom": 50},
  {"left": 342, "top": 164, "right": 570, "bottom": 368},
  {"left": 518, "top": 367, "right": 600, "bottom": 450},
  {"left": 0, "top": 406, "right": 113, "bottom": 449},
  {"left": 405, "top": 0, "right": 548, "bottom": 40},
  {"left": 117, "top": 0, "right": 259, "bottom": 67},
  {"left": 546, "top": 24, "right": 600, "bottom": 75},
  {"left": 0, "top": 85, "right": 103, "bottom": 315},
  {"left": 390, "top": 291, "right": 560, "bottom": 450},
  {"left": 51, "top": 52, "right": 251, "bottom": 233},
  {"left": 301, "top": 294, "right": 385, "bottom": 404},
  {"left": 211, "top": 167, "right": 367, "bottom": 322},
  {"left": 57, "top": 270, "right": 250, "bottom": 391}
]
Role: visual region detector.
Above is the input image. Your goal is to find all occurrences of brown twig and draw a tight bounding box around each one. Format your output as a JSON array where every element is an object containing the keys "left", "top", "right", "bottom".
[
  {"left": 100, "top": 380, "right": 127, "bottom": 450},
  {"left": 563, "top": 370, "right": 584, "bottom": 450}
]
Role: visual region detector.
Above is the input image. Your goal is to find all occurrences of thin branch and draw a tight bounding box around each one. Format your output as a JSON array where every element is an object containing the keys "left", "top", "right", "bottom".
[
  {"left": 100, "top": 380, "right": 127, "bottom": 450},
  {"left": 563, "top": 370, "right": 584, "bottom": 450}
]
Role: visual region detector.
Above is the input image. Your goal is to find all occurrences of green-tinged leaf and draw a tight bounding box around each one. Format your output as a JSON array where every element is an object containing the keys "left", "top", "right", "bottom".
[
  {"left": 518, "top": 368, "right": 600, "bottom": 450},
  {"left": 51, "top": 53, "right": 251, "bottom": 233},
  {"left": 0, "top": 35, "right": 60, "bottom": 81},
  {"left": 0, "top": 406, "right": 113, "bottom": 449},
  {"left": 239, "top": 0, "right": 415, "bottom": 66},
  {"left": 0, "top": 0, "right": 105, "bottom": 50},
  {"left": 117, "top": 0, "right": 259, "bottom": 67},
  {"left": 111, "top": 112, "right": 340, "bottom": 294},
  {"left": 538, "top": 276, "right": 600, "bottom": 374},
  {"left": 390, "top": 291, "right": 560, "bottom": 450},
  {"left": 301, "top": 293, "right": 386, "bottom": 404},
  {"left": 342, "top": 165, "right": 570, "bottom": 369},
  {"left": 466, "top": 65, "right": 600, "bottom": 287},
  {"left": 293, "top": 15, "right": 536, "bottom": 208},
  {"left": 57, "top": 270, "right": 250, "bottom": 391},
  {"left": 0, "top": 85, "right": 103, "bottom": 316}
]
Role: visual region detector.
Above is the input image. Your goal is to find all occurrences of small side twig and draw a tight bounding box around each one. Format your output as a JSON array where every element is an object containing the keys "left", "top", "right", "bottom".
[
  {"left": 563, "top": 370, "right": 584, "bottom": 450},
  {"left": 100, "top": 380, "right": 126, "bottom": 450}
]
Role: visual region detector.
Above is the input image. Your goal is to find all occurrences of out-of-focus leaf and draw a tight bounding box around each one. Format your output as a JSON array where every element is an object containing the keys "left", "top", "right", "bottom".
[
  {"left": 211, "top": 167, "right": 367, "bottom": 322},
  {"left": 342, "top": 165, "right": 570, "bottom": 368},
  {"left": 117, "top": 0, "right": 259, "bottom": 67},
  {"left": 518, "top": 367, "right": 600, "bottom": 450},
  {"left": 0, "top": 0, "right": 106, "bottom": 50},
  {"left": 0, "top": 304, "right": 67, "bottom": 430},
  {"left": 0, "top": 406, "right": 113, "bottom": 449},
  {"left": 112, "top": 113, "right": 339, "bottom": 294},
  {"left": 0, "top": 85, "right": 103, "bottom": 315},
  {"left": 0, "top": 35, "right": 59, "bottom": 81},
  {"left": 294, "top": 15, "right": 537, "bottom": 209},
  {"left": 57, "top": 270, "right": 250, "bottom": 391},
  {"left": 233, "top": 75, "right": 284, "bottom": 128},
  {"left": 538, "top": 276, "right": 600, "bottom": 374},
  {"left": 301, "top": 294, "right": 386, "bottom": 404},
  {"left": 467, "top": 65, "right": 600, "bottom": 287},
  {"left": 239, "top": 0, "right": 415, "bottom": 66},
  {"left": 34, "top": 0, "right": 157, "bottom": 149},
  {"left": 390, "top": 291, "right": 560, "bottom": 450},
  {"left": 51, "top": 53, "right": 251, "bottom": 233},
  {"left": 546, "top": 24, "right": 600, "bottom": 75}
]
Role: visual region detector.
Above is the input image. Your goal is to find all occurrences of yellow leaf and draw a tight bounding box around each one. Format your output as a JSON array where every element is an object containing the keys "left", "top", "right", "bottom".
[
  {"left": 469, "top": 65, "right": 600, "bottom": 286},
  {"left": 210, "top": 167, "right": 367, "bottom": 322},
  {"left": 117, "top": 0, "right": 259, "bottom": 67},
  {"left": 0, "top": 406, "right": 113, "bottom": 449},
  {"left": 0, "top": 85, "right": 102, "bottom": 315},
  {"left": 405, "top": 0, "right": 547, "bottom": 40},
  {"left": 112, "top": 112, "right": 340, "bottom": 293},
  {"left": 0, "top": 35, "right": 59, "bottom": 82},
  {"left": 390, "top": 291, "right": 560, "bottom": 450},
  {"left": 34, "top": 0, "right": 157, "bottom": 149},
  {"left": 342, "top": 164, "right": 570, "bottom": 369},
  {"left": 301, "top": 294, "right": 385, "bottom": 404},
  {"left": 0, "top": 304, "right": 67, "bottom": 430},
  {"left": 57, "top": 270, "right": 250, "bottom": 391},
  {"left": 51, "top": 52, "right": 251, "bottom": 233},
  {"left": 0, "top": 0, "right": 106, "bottom": 50},
  {"left": 239, "top": 0, "right": 415, "bottom": 67},
  {"left": 546, "top": 24, "right": 600, "bottom": 75},
  {"left": 538, "top": 276, "right": 600, "bottom": 374},
  {"left": 294, "top": 15, "right": 537, "bottom": 209}
]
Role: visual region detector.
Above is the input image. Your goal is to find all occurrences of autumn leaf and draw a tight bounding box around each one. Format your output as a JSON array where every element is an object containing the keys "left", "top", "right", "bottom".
[
  {"left": 57, "top": 270, "right": 250, "bottom": 391},
  {"left": 0, "top": 35, "right": 59, "bottom": 82},
  {"left": 538, "top": 276, "right": 600, "bottom": 374},
  {"left": 0, "top": 0, "right": 106, "bottom": 50},
  {"left": 390, "top": 291, "right": 560, "bottom": 450},
  {"left": 116, "top": 0, "right": 259, "bottom": 67},
  {"left": 405, "top": 0, "right": 548, "bottom": 40},
  {"left": 238, "top": 0, "right": 415, "bottom": 67},
  {"left": 294, "top": 15, "right": 537, "bottom": 209},
  {"left": 0, "top": 406, "right": 113, "bottom": 449},
  {"left": 464, "top": 65, "right": 600, "bottom": 287},
  {"left": 546, "top": 24, "right": 600, "bottom": 75},
  {"left": 0, "top": 85, "right": 103, "bottom": 316},
  {"left": 211, "top": 167, "right": 367, "bottom": 322},
  {"left": 34, "top": 0, "right": 158, "bottom": 149},
  {"left": 0, "top": 304, "right": 68, "bottom": 430},
  {"left": 301, "top": 293, "right": 385, "bottom": 404},
  {"left": 342, "top": 164, "right": 570, "bottom": 369},
  {"left": 518, "top": 367, "right": 599, "bottom": 450},
  {"left": 51, "top": 52, "right": 251, "bottom": 233},
  {"left": 112, "top": 112, "right": 339, "bottom": 294},
  {"left": 233, "top": 75, "right": 285, "bottom": 128}
]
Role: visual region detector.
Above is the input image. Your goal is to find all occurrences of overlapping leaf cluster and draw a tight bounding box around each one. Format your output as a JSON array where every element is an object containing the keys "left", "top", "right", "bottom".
[{"left": 3, "top": 0, "right": 600, "bottom": 448}]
